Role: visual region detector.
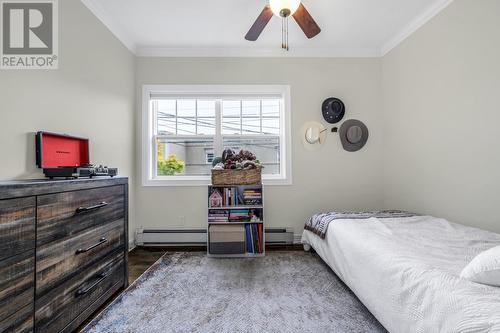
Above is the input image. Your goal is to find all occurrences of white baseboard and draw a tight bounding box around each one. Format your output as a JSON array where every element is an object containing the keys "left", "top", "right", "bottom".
[
  {"left": 135, "top": 228, "right": 296, "bottom": 246},
  {"left": 293, "top": 234, "right": 303, "bottom": 244},
  {"left": 128, "top": 238, "right": 136, "bottom": 252}
]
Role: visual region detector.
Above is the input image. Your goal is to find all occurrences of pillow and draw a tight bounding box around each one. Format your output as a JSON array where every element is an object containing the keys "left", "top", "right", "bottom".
[{"left": 460, "top": 245, "right": 500, "bottom": 287}]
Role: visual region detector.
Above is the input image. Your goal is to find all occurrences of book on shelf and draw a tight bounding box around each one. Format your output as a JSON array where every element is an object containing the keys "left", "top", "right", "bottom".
[
  {"left": 244, "top": 223, "right": 263, "bottom": 254},
  {"left": 252, "top": 224, "right": 258, "bottom": 253},
  {"left": 209, "top": 207, "right": 262, "bottom": 223},
  {"left": 245, "top": 224, "right": 253, "bottom": 253},
  {"left": 258, "top": 224, "right": 263, "bottom": 253},
  {"left": 242, "top": 189, "right": 262, "bottom": 205},
  {"left": 229, "top": 208, "right": 262, "bottom": 223},
  {"left": 243, "top": 189, "right": 261, "bottom": 194},
  {"left": 208, "top": 209, "right": 229, "bottom": 214},
  {"left": 208, "top": 209, "right": 229, "bottom": 223}
]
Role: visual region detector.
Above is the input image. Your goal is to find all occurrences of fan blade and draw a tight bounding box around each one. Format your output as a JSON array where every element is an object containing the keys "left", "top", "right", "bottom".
[
  {"left": 292, "top": 3, "right": 321, "bottom": 39},
  {"left": 245, "top": 6, "right": 273, "bottom": 41}
]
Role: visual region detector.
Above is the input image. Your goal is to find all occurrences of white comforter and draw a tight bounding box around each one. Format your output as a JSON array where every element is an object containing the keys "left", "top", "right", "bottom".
[{"left": 301, "top": 215, "right": 500, "bottom": 333}]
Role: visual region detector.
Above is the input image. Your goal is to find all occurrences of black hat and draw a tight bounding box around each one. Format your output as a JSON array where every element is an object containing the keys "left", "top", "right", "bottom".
[
  {"left": 322, "top": 98, "right": 345, "bottom": 124},
  {"left": 339, "top": 119, "right": 369, "bottom": 152}
]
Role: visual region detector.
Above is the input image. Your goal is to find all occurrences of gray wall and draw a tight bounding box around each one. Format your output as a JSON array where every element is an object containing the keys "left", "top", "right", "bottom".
[
  {"left": 136, "top": 57, "right": 384, "bottom": 235},
  {"left": 382, "top": 0, "right": 500, "bottom": 233},
  {"left": 1, "top": 0, "right": 498, "bottom": 243},
  {"left": 0, "top": 0, "right": 136, "bottom": 239}
]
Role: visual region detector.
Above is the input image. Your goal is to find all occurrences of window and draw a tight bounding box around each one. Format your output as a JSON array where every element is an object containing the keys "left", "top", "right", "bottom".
[
  {"left": 142, "top": 85, "right": 291, "bottom": 186},
  {"left": 205, "top": 152, "right": 214, "bottom": 164}
]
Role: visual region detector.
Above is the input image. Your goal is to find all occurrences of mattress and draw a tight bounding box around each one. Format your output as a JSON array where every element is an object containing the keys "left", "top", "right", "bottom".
[{"left": 301, "top": 215, "right": 500, "bottom": 333}]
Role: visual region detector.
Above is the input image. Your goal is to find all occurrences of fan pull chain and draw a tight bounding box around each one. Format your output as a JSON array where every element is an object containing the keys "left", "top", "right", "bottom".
[
  {"left": 281, "top": 17, "right": 285, "bottom": 49},
  {"left": 281, "top": 17, "right": 289, "bottom": 51},
  {"left": 286, "top": 17, "right": 289, "bottom": 51}
]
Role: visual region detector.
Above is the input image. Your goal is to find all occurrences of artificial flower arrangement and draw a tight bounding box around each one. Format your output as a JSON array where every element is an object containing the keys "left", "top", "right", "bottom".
[{"left": 211, "top": 149, "right": 263, "bottom": 171}]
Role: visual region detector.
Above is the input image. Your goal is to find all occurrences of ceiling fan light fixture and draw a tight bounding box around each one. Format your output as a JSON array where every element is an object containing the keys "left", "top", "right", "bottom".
[
  {"left": 245, "top": 0, "right": 320, "bottom": 49},
  {"left": 269, "top": 0, "right": 301, "bottom": 17}
]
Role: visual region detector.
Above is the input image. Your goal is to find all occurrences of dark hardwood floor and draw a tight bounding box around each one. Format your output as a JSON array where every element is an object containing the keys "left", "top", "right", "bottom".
[
  {"left": 128, "top": 245, "right": 303, "bottom": 283},
  {"left": 128, "top": 246, "right": 205, "bottom": 283}
]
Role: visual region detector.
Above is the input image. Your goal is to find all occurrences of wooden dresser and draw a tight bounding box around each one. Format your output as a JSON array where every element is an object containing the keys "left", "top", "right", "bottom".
[{"left": 0, "top": 177, "right": 128, "bottom": 333}]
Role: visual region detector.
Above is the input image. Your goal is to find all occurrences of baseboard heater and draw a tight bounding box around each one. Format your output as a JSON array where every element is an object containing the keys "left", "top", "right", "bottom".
[{"left": 135, "top": 228, "right": 295, "bottom": 247}]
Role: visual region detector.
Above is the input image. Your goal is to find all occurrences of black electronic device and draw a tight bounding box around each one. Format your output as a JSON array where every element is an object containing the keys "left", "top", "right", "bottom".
[
  {"left": 41, "top": 165, "right": 118, "bottom": 179},
  {"left": 36, "top": 131, "right": 118, "bottom": 179}
]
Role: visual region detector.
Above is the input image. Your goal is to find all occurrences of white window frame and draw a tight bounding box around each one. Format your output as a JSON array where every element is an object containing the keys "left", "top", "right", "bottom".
[{"left": 142, "top": 85, "right": 292, "bottom": 187}]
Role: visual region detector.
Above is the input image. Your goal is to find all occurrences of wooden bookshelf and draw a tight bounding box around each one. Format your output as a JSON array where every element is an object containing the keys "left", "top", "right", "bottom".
[{"left": 207, "top": 185, "right": 265, "bottom": 258}]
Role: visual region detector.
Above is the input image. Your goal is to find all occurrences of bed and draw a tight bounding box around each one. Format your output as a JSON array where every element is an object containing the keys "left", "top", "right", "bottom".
[{"left": 301, "top": 214, "right": 500, "bottom": 333}]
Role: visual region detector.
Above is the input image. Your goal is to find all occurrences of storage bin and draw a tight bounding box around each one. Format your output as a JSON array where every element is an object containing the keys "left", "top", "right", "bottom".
[{"left": 209, "top": 225, "right": 245, "bottom": 254}]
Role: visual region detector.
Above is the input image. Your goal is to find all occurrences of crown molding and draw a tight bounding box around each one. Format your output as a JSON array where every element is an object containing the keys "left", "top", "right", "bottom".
[
  {"left": 81, "top": 0, "right": 453, "bottom": 59},
  {"left": 136, "top": 46, "right": 381, "bottom": 58},
  {"left": 81, "top": 0, "right": 136, "bottom": 53},
  {"left": 380, "top": 0, "right": 455, "bottom": 56}
]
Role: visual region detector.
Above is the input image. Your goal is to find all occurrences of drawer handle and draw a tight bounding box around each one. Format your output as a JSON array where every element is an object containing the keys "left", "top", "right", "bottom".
[
  {"left": 75, "top": 272, "right": 108, "bottom": 297},
  {"left": 76, "top": 202, "right": 109, "bottom": 214},
  {"left": 75, "top": 238, "right": 108, "bottom": 255}
]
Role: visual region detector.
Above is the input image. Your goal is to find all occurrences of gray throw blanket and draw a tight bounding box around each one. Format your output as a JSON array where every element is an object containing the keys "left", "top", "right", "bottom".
[{"left": 304, "top": 210, "right": 418, "bottom": 239}]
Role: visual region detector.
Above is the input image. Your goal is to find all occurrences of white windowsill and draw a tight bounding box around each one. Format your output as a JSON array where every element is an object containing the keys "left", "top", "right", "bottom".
[{"left": 142, "top": 175, "right": 292, "bottom": 187}]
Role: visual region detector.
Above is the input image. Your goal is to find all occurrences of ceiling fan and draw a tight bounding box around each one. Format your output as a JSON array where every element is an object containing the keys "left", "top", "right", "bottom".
[{"left": 245, "top": 0, "right": 321, "bottom": 51}]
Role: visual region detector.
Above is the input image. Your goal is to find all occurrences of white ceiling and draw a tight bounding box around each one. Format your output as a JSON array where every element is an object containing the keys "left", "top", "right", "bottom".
[{"left": 81, "top": 0, "right": 454, "bottom": 57}]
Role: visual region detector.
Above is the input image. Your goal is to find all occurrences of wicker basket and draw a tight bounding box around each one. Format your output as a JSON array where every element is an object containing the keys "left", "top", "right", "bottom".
[{"left": 211, "top": 168, "right": 262, "bottom": 186}]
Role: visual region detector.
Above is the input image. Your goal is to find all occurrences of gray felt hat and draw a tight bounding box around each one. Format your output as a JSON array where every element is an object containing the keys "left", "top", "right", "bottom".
[{"left": 339, "top": 119, "right": 369, "bottom": 152}]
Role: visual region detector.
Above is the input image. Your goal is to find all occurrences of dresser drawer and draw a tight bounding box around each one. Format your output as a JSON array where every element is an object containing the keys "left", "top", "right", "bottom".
[
  {"left": 36, "top": 218, "right": 125, "bottom": 296},
  {"left": 36, "top": 185, "right": 125, "bottom": 246},
  {"left": 0, "top": 197, "right": 35, "bottom": 261},
  {"left": 0, "top": 251, "right": 34, "bottom": 321},
  {"left": 35, "top": 252, "right": 124, "bottom": 333},
  {"left": 0, "top": 303, "right": 33, "bottom": 333}
]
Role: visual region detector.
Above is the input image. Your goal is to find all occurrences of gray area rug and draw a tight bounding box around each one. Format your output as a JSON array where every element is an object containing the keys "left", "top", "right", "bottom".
[{"left": 84, "top": 251, "right": 387, "bottom": 333}]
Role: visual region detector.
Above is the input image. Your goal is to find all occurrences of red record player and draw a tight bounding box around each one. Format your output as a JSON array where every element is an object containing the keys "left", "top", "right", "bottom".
[{"left": 36, "top": 131, "right": 117, "bottom": 179}]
